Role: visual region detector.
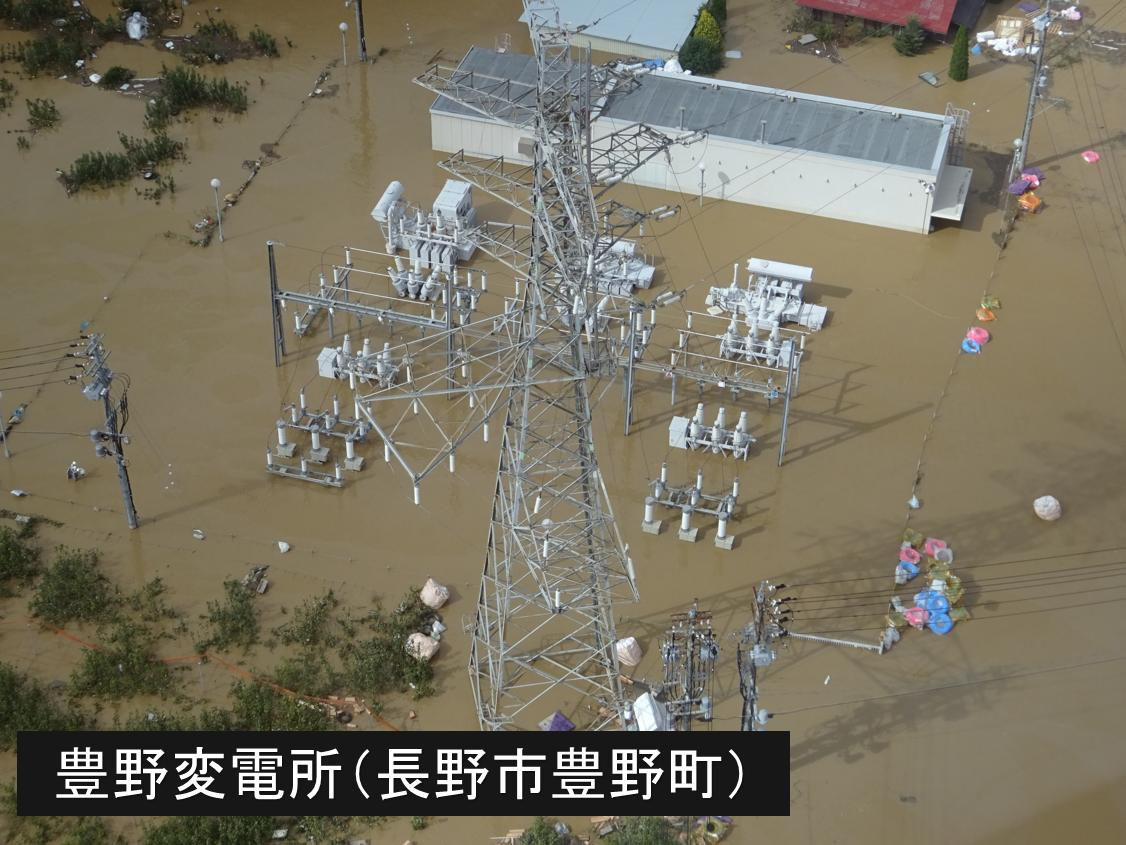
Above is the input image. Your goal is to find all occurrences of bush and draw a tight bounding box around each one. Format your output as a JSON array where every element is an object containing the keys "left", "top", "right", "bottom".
[
  {"left": 29, "top": 547, "right": 119, "bottom": 626},
  {"left": 100, "top": 64, "right": 135, "bottom": 88},
  {"left": 0, "top": 662, "right": 87, "bottom": 749},
  {"left": 228, "top": 681, "right": 335, "bottom": 731},
  {"left": 841, "top": 18, "right": 865, "bottom": 44},
  {"left": 894, "top": 17, "right": 926, "bottom": 56},
  {"left": 949, "top": 24, "right": 969, "bottom": 81},
  {"left": 787, "top": 8, "right": 815, "bottom": 32},
  {"left": 341, "top": 589, "right": 437, "bottom": 701},
  {"left": 69, "top": 621, "right": 177, "bottom": 699},
  {"left": 271, "top": 651, "right": 339, "bottom": 698},
  {"left": 144, "top": 64, "right": 247, "bottom": 131},
  {"left": 248, "top": 25, "right": 279, "bottom": 57},
  {"left": 812, "top": 21, "right": 836, "bottom": 44},
  {"left": 0, "top": 77, "right": 14, "bottom": 111},
  {"left": 25, "top": 95, "right": 58, "bottom": 129},
  {"left": 196, "top": 579, "right": 259, "bottom": 652},
  {"left": 678, "top": 35, "right": 723, "bottom": 75},
  {"left": 1, "top": 783, "right": 110, "bottom": 845},
  {"left": 607, "top": 817, "right": 678, "bottom": 845},
  {"left": 2, "top": 0, "right": 69, "bottom": 29},
  {"left": 273, "top": 590, "right": 340, "bottom": 647},
  {"left": 693, "top": 8, "right": 723, "bottom": 48},
  {"left": 143, "top": 815, "right": 279, "bottom": 845},
  {"left": 521, "top": 817, "right": 568, "bottom": 845},
  {"left": 0, "top": 525, "right": 40, "bottom": 595},
  {"left": 62, "top": 131, "right": 184, "bottom": 192}
]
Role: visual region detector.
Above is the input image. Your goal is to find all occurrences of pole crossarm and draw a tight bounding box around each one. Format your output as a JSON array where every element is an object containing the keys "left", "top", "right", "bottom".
[{"left": 413, "top": 64, "right": 540, "bottom": 127}]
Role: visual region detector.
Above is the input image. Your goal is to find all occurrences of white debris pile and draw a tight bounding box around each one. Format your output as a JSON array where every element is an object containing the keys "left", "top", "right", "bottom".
[
  {"left": 614, "top": 636, "right": 643, "bottom": 667},
  {"left": 420, "top": 577, "right": 450, "bottom": 609},
  {"left": 405, "top": 632, "right": 440, "bottom": 662}
]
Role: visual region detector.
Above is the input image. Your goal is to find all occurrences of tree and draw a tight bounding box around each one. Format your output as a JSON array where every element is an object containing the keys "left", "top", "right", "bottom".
[
  {"left": 693, "top": 8, "right": 723, "bottom": 48},
  {"left": 893, "top": 17, "right": 926, "bottom": 56},
  {"left": 707, "top": 0, "right": 727, "bottom": 26},
  {"left": 948, "top": 24, "right": 969, "bottom": 80},
  {"left": 678, "top": 35, "right": 723, "bottom": 74}
]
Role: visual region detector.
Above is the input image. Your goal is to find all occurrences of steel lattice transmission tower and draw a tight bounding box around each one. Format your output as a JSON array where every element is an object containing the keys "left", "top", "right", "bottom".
[{"left": 413, "top": 2, "right": 703, "bottom": 730}]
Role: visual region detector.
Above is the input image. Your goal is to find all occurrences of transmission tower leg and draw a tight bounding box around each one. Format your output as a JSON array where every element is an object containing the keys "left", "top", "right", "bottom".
[
  {"left": 267, "top": 242, "right": 286, "bottom": 367},
  {"left": 777, "top": 350, "right": 796, "bottom": 466}
]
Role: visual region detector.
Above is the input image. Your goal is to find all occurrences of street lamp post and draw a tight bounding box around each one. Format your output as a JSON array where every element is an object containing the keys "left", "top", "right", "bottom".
[
  {"left": 210, "top": 177, "right": 224, "bottom": 242},
  {"left": 698, "top": 162, "right": 705, "bottom": 207},
  {"left": 339, "top": 21, "right": 349, "bottom": 66}
]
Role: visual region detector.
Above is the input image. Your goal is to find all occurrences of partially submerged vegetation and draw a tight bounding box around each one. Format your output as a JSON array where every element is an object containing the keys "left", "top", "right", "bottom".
[
  {"left": 99, "top": 65, "right": 135, "bottom": 89},
  {"left": 28, "top": 547, "right": 120, "bottom": 626},
  {"left": 0, "top": 663, "right": 87, "bottom": 749},
  {"left": 0, "top": 525, "right": 41, "bottom": 596},
  {"left": 175, "top": 16, "right": 280, "bottom": 66},
  {"left": 144, "top": 64, "right": 248, "bottom": 132},
  {"left": 69, "top": 620, "right": 178, "bottom": 699},
  {"left": 194, "top": 578, "right": 260, "bottom": 652},
  {"left": 25, "top": 95, "right": 58, "bottom": 130},
  {"left": 0, "top": 783, "right": 114, "bottom": 845},
  {"left": 61, "top": 131, "right": 185, "bottom": 194}
]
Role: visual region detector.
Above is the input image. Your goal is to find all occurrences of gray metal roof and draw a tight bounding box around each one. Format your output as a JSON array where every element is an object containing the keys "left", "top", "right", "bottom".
[
  {"left": 517, "top": 0, "right": 698, "bottom": 53},
  {"left": 431, "top": 48, "right": 947, "bottom": 172}
]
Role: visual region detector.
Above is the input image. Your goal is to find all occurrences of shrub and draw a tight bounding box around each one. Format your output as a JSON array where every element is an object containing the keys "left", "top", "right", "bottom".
[
  {"left": 949, "top": 24, "right": 969, "bottom": 81},
  {"left": 693, "top": 8, "right": 723, "bottom": 48},
  {"left": 195, "top": 579, "right": 259, "bottom": 652},
  {"left": 341, "top": 589, "right": 437, "bottom": 701},
  {"left": 0, "top": 662, "right": 87, "bottom": 749},
  {"left": 25, "top": 95, "right": 58, "bottom": 129},
  {"left": 61, "top": 131, "right": 184, "bottom": 193},
  {"left": 69, "top": 621, "right": 177, "bottom": 699},
  {"left": 273, "top": 590, "right": 340, "bottom": 647},
  {"left": 0, "top": 525, "right": 40, "bottom": 595},
  {"left": 706, "top": 0, "right": 727, "bottom": 26},
  {"left": 29, "top": 547, "right": 119, "bottom": 626},
  {"left": 787, "top": 8, "right": 815, "bottom": 32},
  {"left": 248, "top": 25, "right": 279, "bottom": 57},
  {"left": 841, "top": 18, "right": 865, "bottom": 45},
  {"left": 678, "top": 35, "right": 723, "bottom": 75},
  {"left": 894, "top": 17, "right": 926, "bottom": 56},
  {"left": 521, "top": 817, "right": 568, "bottom": 845},
  {"left": 1, "top": 783, "right": 110, "bottom": 845},
  {"left": 607, "top": 817, "right": 679, "bottom": 845},
  {"left": 0, "top": 77, "right": 14, "bottom": 111},
  {"left": 100, "top": 64, "right": 135, "bottom": 88},
  {"left": 228, "top": 681, "right": 335, "bottom": 731},
  {"left": 143, "top": 815, "right": 279, "bottom": 845},
  {"left": 144, "top": 64, "right": 247, "bottom": 131},
  {"left": 812, "top": 21, "right": 836, "bottom": 44},
  {"left": 2, "top": 0, "right": 69, "bottom": 29}
]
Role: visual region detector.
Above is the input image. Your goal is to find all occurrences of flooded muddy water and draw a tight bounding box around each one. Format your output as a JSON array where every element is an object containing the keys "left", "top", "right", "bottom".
[{"left": 2, "top": 0, "right": 1125, "bottom": 842}]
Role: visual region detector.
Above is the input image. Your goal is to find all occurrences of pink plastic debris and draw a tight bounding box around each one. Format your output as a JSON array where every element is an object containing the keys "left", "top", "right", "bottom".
[
  {"left": 1081, "top": 150, "right": 1100, "bottom": 164},
  {"left": 899, "top": 547, "right": 922, "bottom": 564},
  {"left": 924, "top": 538, "right": 948, "bottom": 557},
  {"left": 966, "top": 327, "right": 991, "bottom": 345},
  {"left": 904, "top": 607, "right": 930, "bottom": 630}
]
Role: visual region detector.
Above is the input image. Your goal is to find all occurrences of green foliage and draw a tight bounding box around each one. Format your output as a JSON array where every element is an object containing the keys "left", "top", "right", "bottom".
[
  {"left": 949, "top": 24, "right": 969, "bottom": 81},
  {"left": 1, "top": 0, "right": 69, "bottom": 29},
  {"left": 25, "top": 96, "right": 58, "bottom": 130},
  {"left": 120, "top": 706, "right": 233, "bottom": 732},
  {"left": 706, "top": 0, "right": 727, "bottom": 26},
  {"left": 29, "top": 547, "right": 120, "bottom": 626},
  {"left": 520, "top": 818, "right": 568, "bottom": 845},
  {"left": 100, "top": 64, "right": 135, "bottom": 88},
  {"left": 196, "top": 579, "right": 259, "bottom": 652},
  {"left": 273, "top": 589, "right": 339, "bottom": 647},
  {"left": 93, "top": 13, "right": 121, "bottom": 40},
  {"left": 787, "top": 8, "right": 815, "bottom": 32},
  {"left": 144, "top": 64, "right": 247, "bottom": 131},
  {"left": 0, "top": 663, "right": 87, "bottom": 749},
  {"left": 271, "top": 651, "right": 339, "bottom": 698},
  {"left": 9, "top": 28, "right": 90, "bottom": 77},
  {"left": 607, "top": 817, "right": 678, "bottom": 845},
  {"left": 126, "top": 577, "right": 179, "bottom": 622},
  {"left": 0, "top": 525, "right": 40, "bottom": 595},
  {"left": 841, "top": 18, "right": 865, "bottom": 45},
  {"left": 1, "top": 783, "right": 114, "bottom": 845},
  {"left": 411, "top": 816, "right": 429, "bottom": 831},
  {"left": 678, "top": 35, "right": 723, "bottom": 75},
  {"left": 228, "top": 681, "right": 335, "bottom": 731},
  {"left": 340, "top": 590, "right": 437, "bottom": 700},
  {"left": 61, "top": 131, "right": 184, "bottom": 193},
  {"left": 143, "top": 815, "right": 278, "bottom": 845},
  {"left": 69, "top": 620, "right": 177, "bottom": 699},
  {"left": 812, "top": 21, "right": 836, "bottom": 45},
  {"left": 16, "top": 134, "right": 30, "bottom": 150},
  {"left": 248, "top": 25, "right": 279, "bottom": 56},
  {"left": 693, "top": 8, "right": 723, "bottom": 48},
  {"left": 894, "top": 17, "right": 926, "bottom": 56},
  {"left": 0, "top": 77, "right": 14, "bottom": 111}
]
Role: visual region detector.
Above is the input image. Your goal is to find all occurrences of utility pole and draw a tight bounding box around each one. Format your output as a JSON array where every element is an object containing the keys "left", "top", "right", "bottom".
[
  {"left": 79, "top": 335, "right": 138, "bottom": 530},
  {"left": 1010, "top": 5, "right": 1054, "bottom": 184},
  {"left": 736, "top": 581, "right": 791, "bottom": 731},
  {"left": 350, "top": 0, "right": 368, "bottom": 62}
]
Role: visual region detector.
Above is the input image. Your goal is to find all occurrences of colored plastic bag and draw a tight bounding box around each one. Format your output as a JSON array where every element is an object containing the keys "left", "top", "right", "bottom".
[{"left": 962, "top": 338, "right": 981, "bottom": 354}]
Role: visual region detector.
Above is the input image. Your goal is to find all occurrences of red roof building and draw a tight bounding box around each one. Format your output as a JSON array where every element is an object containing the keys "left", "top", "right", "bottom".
[{"left": 796, "top": 0, "right": 963, "bottom": 34}]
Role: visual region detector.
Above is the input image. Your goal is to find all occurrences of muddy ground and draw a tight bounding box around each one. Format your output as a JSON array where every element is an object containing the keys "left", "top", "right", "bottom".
[{"left": 1, "top": 0, "right": 1125, "bottom": 842}]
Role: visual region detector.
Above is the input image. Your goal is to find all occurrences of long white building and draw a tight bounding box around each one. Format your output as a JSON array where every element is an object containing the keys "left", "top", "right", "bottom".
[{"left": 428, "top": 48, "right": 973, "bottom": 234}]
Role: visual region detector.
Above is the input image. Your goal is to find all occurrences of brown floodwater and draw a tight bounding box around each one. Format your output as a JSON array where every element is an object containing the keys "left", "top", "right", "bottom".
[{"left": 2, "top": 0, "right": 1125, "bottom": 842}]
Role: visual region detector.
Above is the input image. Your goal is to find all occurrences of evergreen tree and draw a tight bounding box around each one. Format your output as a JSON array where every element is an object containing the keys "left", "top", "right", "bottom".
[
  {"left": 707, "top": 0, "right": 728, "bottom": 27},
  {"left": 893, "top": 17, "right": 926, "bottom": 56},
  {"left": 693, "top": 8, "right": 723, "bottom": 48},
  {"left": 679, "top": 35, "right": 723, "bottom": 74},
  {"left": 948, "top": 25, "right": 969, "bottom": 81}
]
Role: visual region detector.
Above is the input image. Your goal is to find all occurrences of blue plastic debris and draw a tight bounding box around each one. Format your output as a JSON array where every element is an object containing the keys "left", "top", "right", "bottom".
[
  {"left": 928, "top": 613, "right": 954, "bottom": 635},
  {"left": 962, "top": 338, "right": 981, "bottom": 354}
]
